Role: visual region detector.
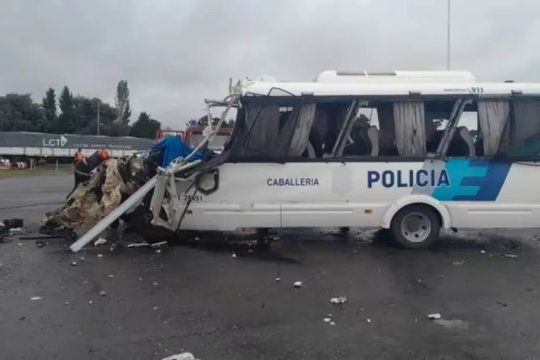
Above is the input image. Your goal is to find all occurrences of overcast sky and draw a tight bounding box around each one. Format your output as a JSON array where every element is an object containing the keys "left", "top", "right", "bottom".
[{"left": 1, "top": 0, "right": 539, "bottom": 128}]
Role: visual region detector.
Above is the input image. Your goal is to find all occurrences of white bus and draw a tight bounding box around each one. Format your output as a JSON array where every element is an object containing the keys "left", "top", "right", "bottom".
[{"left": 149, "top": 70, "right": 540, "bottom": 249}]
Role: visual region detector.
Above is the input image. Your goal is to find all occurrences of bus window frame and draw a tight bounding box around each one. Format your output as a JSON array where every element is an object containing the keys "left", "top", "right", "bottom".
[{"left": 225, "top": 94, "right": 494, "bottom": 163}]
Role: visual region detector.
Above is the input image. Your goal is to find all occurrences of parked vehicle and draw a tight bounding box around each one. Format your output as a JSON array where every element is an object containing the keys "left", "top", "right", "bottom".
[{"left": 145, "top": 70, "right": 540, "bottom": 248}]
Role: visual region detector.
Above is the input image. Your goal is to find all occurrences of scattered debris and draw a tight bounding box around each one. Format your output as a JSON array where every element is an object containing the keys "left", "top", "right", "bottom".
[
  {"left": 155, "top": 249, "right": 162, "bottom": 254},
  {"left": 97, "top": 254, "right": 103, "bottom": 258},
  {"left": 293, "top": 281, "right": 303, "bottom": 288},
  {"left": 42, "top": 156, "right": 148, "bottom": 230},
  {"left": 153, "top": 282, "right": 159, "bottom": 286},
  {"left": 452, "top": 260, "right": 464, "bottom": 266},
  {"left": 161, "top": 352, "right": 197, "bottom": 360},
  {"left": 329, "top": 321, "right": 336, "bottom": 326},
  {"left": 107, "top": 274, "right": 115, "bottom": 278},
  {"left": 275, "top": 277, "right": 281, "bottom": 282},
  {"left": 428, "top": 313, "right": 442, "bottom": 320},
  {"left": 99, "top": 290, "right": 107, "bottom": 296},
  {"left": 94, "top": 237, "right": 107, "bottom": 246},
  {"left": 497, "top": 301, "right": 508, "bottom": 307},
  {"left": 127, "top": 242, "right": 149, "bottom": 248},
  {"left": 480, "top": 250, "right": 486, "bottom": 254},
  {"left": 323, "top": 317, "right": 332, "bottom": 323},
  {"left": 330, "top": 296, "right": 348, "bottom": 305},
  {"left": 64, "top": 301, "right": 70, "bottom": 305},
  {"left": 35, "top": 240, "right": 46, "bottom": 248},
  {"left": 88, "top": 300, "right": 93, "bottom": 305},
  {"left": 150, "top": 241, "right": 168, "bottom": 248},
  {"left": 232, "top": 252, "right": 237, "bottom": 259},
  {"left": 504, "top": 253, "right": 519, "bottom": 258},
  {"left": 70, "top": 261, "right": 77, "bottom": 266},
  {"left": 79, "top": 256, "right": 85, "bottom": 261},
  {"left": 30, "top": 296, "right": 42, "bottom": 301},
  {"left": 366, "top": 318, "right": 372, "bottom": 323},
  {"left": 153, "top": 306, "right": 159, "bottom": 311}
]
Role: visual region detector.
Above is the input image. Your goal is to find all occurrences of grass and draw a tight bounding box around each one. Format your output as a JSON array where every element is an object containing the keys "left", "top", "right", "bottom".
[{"left": 0, "top": 163, "right": 73, "bottom": 179}]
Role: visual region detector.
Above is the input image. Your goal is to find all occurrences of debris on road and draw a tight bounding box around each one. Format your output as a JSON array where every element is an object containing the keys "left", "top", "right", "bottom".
[
  {"left": 150, "top": 241, "right": 168, "bottom": 248},
  {"left": 42, "top": 156, "right": 150, "bottom": 230},
  {"left": 480, "top": 250, "right": 486, "bottom": 254},
  {"left": 366, "top": 318, "right": 372, "bottom": 323},
  {"left": 428, "top": 313, "right": 442, "bottom": 320},
  {"left": 97, "top": 254, "right": 103, "bottom": 258},
  {"left": 452, "top": 260, "right": 464, "bottom": 266},
  {"left": 94, "top": 237, "right": 107, "bottom": 246},
  {"left": 35, "top": 240, "right": 46, "bottom": 248},
  {"left": 504, "top": 253, "right": 519, "bottom": 258},
  {"left": 293, "top": 281, "right": 303, "bottom": 288},
  {"left": 99, "top": 290, "right": 107, "bottom": 296},
  {"left": 275, "top": 277, "right": 281, "bottom": 282},
  {"left": 70, "top": 261, "right": 77, "bottom": 266},
  {"left": 161, "top": 352, "right": 197, "bottom": 360},
  {"left": 324, "top": 317, "right": 332, "bottom": 323},
  {"left": 30, "top": 296, "right": 43, "bottom": 301},
  {"left": 127, "top": 242, "right": 150, "bottom": 248},
  {"left": 330, "top": 296, "right": 348, "bottom": 305},
  {"left": 232, "top": 252, "right": 237, "bottom": 258},
  {"left": 329, "top": 321, "right": 336, "bottom": 326}
]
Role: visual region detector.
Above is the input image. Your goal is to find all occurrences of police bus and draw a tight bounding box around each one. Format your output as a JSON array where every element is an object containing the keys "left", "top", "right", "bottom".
[{"left": 149, "top": 70, "right": 540, "bottom": 249}]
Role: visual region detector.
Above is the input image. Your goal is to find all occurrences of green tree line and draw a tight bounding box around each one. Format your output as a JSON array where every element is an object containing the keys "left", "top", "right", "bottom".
[{"left": 0, "top": 80, "right": 161, "bottom": 139}]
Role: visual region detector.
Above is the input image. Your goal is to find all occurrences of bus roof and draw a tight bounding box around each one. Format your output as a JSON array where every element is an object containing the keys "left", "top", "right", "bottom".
[{"left": 240, "top": 70, "right": 540, "bottom": 97}]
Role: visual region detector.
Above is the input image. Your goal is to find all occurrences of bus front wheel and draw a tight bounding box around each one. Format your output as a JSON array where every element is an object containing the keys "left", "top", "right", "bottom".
[{"left": 390, "top": 205, "right": 440, "bottom": 249}]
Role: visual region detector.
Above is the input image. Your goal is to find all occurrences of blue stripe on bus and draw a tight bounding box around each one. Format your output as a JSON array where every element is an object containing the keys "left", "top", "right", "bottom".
[{"left": 433, "top": 159, "right": 511, "bottom": 201}]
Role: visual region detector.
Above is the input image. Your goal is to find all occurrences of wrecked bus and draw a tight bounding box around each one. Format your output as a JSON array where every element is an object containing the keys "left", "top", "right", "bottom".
[{"left": 72, "top": 70, "right": 540, "bottom": 250}]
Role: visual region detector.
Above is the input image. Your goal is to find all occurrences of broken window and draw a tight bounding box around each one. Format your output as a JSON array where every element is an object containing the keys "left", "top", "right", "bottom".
[
  {"left": 228, "top": 98, "right": 351, "bottom": 160},
  {"left": 340, "top": 99, "right": 455, "bottom": 159}
]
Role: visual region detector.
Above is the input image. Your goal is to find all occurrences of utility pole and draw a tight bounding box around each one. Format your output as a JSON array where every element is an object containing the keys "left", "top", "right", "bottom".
[
  {"left": 96, "top": 101, "right": 101, "bottom": 135},
  {"left": 447, "top": 0, "right": 451, "bottom": 70}
]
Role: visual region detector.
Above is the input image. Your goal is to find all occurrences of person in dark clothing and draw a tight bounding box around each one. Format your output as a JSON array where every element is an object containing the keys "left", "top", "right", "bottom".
[{"left": 73, "top": 148, "right": 88, "bottom": 189}]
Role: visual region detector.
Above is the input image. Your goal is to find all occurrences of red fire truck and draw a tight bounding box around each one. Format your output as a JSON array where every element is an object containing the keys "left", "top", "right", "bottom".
[{"left": 156, "top": 125, "right": 233, "bottom": 152}]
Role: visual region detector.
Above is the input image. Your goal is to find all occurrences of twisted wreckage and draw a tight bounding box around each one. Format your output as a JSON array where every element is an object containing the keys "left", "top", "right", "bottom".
[{"left": 45, "top": 70, "right": 540, "bottom": 251}]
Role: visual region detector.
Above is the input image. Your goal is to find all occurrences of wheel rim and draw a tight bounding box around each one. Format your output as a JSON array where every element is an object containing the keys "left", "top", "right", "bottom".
[{"left": 400, "top": 212, "right": 431, "bottom": 243}]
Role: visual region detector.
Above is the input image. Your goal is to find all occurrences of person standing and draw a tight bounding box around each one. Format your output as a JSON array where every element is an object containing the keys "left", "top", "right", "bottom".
[{"left": 73, "top": 148, "right": 88, "bottom": 189}]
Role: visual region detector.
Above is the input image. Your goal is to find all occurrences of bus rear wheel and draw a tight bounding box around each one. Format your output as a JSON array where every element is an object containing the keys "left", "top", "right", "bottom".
[{"left": 390, "top": 205, "right": 440, "bottom": 249}]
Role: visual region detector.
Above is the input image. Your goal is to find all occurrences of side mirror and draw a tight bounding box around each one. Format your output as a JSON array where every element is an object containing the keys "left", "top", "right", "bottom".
[{"left": 196, "top": 169, "right": 219, "bottom": 195}]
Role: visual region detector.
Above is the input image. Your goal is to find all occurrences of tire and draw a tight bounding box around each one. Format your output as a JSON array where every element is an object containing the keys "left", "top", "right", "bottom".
[{"left": 390, "top": 205, "right": 440, "bottom": 249}]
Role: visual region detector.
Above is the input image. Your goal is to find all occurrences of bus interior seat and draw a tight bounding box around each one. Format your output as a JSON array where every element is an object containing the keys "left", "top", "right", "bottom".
[
  {"left": 447, "top": 126, "right": 476, "bottom": 157},
  {"left": 367, "top": 126, "right": 379, "bottom": 156}
]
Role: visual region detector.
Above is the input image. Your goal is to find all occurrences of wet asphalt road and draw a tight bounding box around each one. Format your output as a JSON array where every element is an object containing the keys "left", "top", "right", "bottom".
[{"left": 1, "top": 172, "right": 540, "bottom": 359}]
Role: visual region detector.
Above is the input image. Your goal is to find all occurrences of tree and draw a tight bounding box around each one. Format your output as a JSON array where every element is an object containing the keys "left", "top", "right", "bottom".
[
  {"left": 57, "top": 86, "right": 75, "bottom": 133},
  {"left": 41, "top": 88, "right": 56, "bottom": 132},
  {"left": 0, "top": 94, "right": 44, "bottom": 131},
  {"left": 130, "top": 112, "right": 161, "bottom": 139},
  {"left": 115, "top": 80, "right": 131, "bottom": 124}
]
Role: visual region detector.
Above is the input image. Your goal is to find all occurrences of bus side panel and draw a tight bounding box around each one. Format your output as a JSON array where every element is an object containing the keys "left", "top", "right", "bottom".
[
  {"left": 179, "top": 163, "right": 282, "bottom": 230},
  {"left": 443, "top": 161, "right": 540, "bottom": 228}
]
